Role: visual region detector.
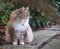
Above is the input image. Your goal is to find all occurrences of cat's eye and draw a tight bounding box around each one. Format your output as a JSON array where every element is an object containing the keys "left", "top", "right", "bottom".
[
  {"left": 28, "top": 14, "right": 29, "bottom": 16},
  {"left": 24, "top": 13, "right": 29, "bottom": 16}
]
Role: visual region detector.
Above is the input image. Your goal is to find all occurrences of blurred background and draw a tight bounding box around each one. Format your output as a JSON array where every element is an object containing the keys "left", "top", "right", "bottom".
[{"left": 0, "top": 0, "right": 60, "bottom": 31}]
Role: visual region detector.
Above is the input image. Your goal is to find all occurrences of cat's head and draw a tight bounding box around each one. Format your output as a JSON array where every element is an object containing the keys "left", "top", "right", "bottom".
[{"left": 17, "top": 7, "right": 30, "bottom": 19}]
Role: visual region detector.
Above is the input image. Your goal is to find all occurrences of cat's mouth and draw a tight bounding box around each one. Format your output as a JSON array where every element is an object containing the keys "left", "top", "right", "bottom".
[{"left": 19, "top": 15, "right": 29, "bottom": 19}]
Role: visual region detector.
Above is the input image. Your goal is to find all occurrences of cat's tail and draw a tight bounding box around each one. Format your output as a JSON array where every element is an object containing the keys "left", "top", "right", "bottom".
[{"left": 26, "top": 24, "right": 34, "bottom": 42}]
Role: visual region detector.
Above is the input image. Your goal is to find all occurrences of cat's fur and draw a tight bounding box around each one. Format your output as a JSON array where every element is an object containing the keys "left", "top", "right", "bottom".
[{"left": 5, "top": 7, "right": 33, "bottom": 45}]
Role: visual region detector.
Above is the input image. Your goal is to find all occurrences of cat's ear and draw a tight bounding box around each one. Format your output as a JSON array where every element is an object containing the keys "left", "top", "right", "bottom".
[
  {"left": 22, "top": 7, "right": 25, "bottom": 11},
  {"left": 26, "top": 7, "right": 29, "bottom": 10}
]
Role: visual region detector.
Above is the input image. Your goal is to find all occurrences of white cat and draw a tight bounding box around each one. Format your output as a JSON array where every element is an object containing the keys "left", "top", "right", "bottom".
[{"left": 5, "top": 7, "right": 33, "bottom": 45}]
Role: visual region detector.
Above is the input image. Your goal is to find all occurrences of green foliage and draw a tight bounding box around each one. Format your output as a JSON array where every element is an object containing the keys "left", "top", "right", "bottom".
[
  {"left": 29, "top": 10, "right": 53, "bottom": 28},
  {"left": 0, "top": 2, "right": 14, "bottom": 25},
  {"left": 29, "top": 11, "right": 41, "bottom": 27},
  {"left": 50, "top": 0, "right": 60, "bottom": 11},
  {"left": 54, "top": 0, "right": 60, "bottom": 11},
  {"left": 0, "top": 0, "right": 53, "bottom": 28}
]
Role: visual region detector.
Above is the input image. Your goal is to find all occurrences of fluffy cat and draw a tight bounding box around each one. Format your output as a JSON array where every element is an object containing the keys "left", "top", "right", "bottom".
[{"left": 5, "top": 7, "right": 33, "bottom": 45}]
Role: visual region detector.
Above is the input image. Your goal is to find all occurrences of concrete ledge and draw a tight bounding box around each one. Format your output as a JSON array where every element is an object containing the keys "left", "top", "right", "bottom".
[
  {"left": 0, "top": 26, "right": 60, "bottom": 49},
  {"left": 1, "top": 33, "right": 60, "bottom": 49}
]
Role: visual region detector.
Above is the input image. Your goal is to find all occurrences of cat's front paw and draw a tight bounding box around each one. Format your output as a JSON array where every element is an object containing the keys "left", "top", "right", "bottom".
[
  {"left": 20, "top": 42, "right": 25, "bottom": 45},
  {"left": 13, "top": 42, "right": 18, "bottom": 45}
]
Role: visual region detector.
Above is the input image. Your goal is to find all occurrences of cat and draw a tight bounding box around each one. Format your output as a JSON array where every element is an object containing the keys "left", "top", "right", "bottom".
[{"left": 5, "top": 7, "right": 33, "bottom": 45}]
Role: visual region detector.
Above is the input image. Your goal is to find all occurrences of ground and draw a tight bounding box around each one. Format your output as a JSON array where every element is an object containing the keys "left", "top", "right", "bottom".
[{"left": 0, "top": 25, "right": 60, "bottom": 49}]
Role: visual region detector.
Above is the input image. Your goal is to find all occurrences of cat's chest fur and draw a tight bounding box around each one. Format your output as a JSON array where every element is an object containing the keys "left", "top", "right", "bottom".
[{"left": 12, "top": 18, "right": 29, "bottom": 31}]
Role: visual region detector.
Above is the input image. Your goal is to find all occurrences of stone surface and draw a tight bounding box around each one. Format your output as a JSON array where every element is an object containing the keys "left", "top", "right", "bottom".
[
  {"left": 41, "top": 39, "right": 60, "bottom": 49},
  {"left": 0, "top": 25, "right": 60, "bottom": 49}
]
